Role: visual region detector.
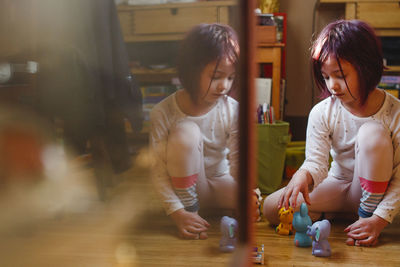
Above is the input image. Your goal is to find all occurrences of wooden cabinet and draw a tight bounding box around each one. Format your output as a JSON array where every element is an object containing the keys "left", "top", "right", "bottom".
[
  {"left": 320, "top": 0, "right": 400, "bottom": 37},
  {"left": 118, "top": 1, "right": 235, "bottom": 42},
  {"left": 356, "top": 2, "right": 400, "bottom": 30},
  {"left": 320, "top": 0, "right": 400, "bottom": 72}
]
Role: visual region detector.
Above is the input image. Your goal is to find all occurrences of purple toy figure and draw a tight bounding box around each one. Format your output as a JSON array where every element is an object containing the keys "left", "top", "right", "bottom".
[
  {"left": 220, "top": 216, "right": 238, "bottom": 252},
  {"left": 307, "top": 219, "right": 332, "bottom": 257}
]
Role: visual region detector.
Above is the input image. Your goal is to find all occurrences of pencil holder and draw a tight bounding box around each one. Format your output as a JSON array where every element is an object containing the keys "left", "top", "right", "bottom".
[{"left": 257, "top": 121, "right": 290, "bottom": 194}]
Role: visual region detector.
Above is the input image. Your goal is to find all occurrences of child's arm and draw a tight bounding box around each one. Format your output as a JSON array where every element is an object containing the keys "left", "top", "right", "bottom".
[
  {"left": 278, "top": 101, "right": 332, "bottom": 209},
  {"left": 299, "top": 101, "right": 332, "bottom": 188}
]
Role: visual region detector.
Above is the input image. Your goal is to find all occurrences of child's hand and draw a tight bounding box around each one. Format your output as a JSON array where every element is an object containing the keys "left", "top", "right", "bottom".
[
  {"left": 344, "top": 215, "right": 388, "bottom": 247},
  {"left": 170, "top": 208, "right": 210, "bottom": 239},
  {"left": 278, "top": 169, "right": 313, "bottom": 210}
]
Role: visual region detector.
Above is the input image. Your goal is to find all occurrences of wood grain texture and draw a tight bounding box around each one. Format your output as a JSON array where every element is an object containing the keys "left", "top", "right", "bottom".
[
  {"left": 254, "top": 214, "right": 400, "bottom": 266},
  {"left": 0, "top": 156, "right": 398, "bottom": 266}
]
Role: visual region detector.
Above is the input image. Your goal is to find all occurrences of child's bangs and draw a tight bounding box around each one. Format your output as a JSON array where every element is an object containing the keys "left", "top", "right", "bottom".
[
  {"left": 221, "top": 36, "right": 239, "bottom": 66},
  {"left": 314, "top": 37, "right": 337, "bottom": 65}
]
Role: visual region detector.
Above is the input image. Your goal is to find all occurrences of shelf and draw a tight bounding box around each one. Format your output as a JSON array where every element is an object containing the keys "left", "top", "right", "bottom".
[
  {"left": 118, "top": 1, "right": 236, "bottom": 10},
  {"left": 118, "top": 1, "right": 235, "bottom": 42},
  {"left": 131, "top": 67, "right": 177, "bottom": 84},
  {"left": 386, "top": 66, "right": 400, "bottom": 72}
]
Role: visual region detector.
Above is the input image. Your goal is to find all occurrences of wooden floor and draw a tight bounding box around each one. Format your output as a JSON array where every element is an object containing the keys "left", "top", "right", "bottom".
[
  {"left": 255, "top": 217, "right": 400, "bottom": 267},
  {"left": 1, "top": 150, "right": 399, "bottom": 266}
]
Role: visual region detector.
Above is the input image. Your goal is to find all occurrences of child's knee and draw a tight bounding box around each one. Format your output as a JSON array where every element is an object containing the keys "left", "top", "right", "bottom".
[
  {"left": 262, "top": 194, "right": 280, "bottom": 225},
  {"left": 168, "top": 121, "right": 201, "bottom": 152},
  {"left": 357, "top": 122, "right": 391, "bottom": 154}
]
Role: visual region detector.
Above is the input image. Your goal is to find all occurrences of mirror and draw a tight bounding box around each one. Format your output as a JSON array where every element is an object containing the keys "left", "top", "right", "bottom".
[{"left": 0, "top": 0, "right": 256, "bottom": 266}]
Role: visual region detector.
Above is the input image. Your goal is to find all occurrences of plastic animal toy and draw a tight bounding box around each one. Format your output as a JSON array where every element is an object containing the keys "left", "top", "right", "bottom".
[
  {"left": 220, "top": 216, "right": 238, "bottom": 252},
  {"left": 276, "top": 206, "right": 293, "bottom": 235},
  {"left": 307, "top": 219, "right": 332, "bottom": 257},
  {"left": 292, "top": 203, "right": 312, "bottom": 247}
]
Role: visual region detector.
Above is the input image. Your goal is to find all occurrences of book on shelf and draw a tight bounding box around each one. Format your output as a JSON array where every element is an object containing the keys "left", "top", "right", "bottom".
[
  {"left": 378, "top": 75, "right": 400, "bottom": 98},
  {"left": 279, "top": 78, "right": 286, "bottom": 119},
  {"left": 381, "top": 75, "right": 400, "bottom": 84},
  {"left": 255, "top": 78, "right": 272, "bottom": 107}
]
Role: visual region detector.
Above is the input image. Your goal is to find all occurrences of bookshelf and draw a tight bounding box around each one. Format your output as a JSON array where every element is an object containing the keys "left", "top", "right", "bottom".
[
  {"left": 117, "top": 1, "right": 237, "bottom": 132},
  {"left": 256, "top": 43, "right": 285, "bottom": 120}
]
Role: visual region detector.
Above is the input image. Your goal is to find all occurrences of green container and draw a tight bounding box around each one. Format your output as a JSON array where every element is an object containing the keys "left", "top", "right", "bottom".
[
  {"left": 285, "top": 141, "right": 306, "bottom": 179},
  {"left": 257, "top": 121, "right": 290, "bottom": 195}
]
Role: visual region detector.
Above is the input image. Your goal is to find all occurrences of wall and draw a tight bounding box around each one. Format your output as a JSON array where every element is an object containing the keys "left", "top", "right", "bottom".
[
  {"left": 279, "top": 0, "right": 317, "bottom": 117},
  {"left": 278, "top": 0, "right": 344, "bottom": 140},
  {"left": 280, "top": 0, "right": 344, "bottom": 117}
]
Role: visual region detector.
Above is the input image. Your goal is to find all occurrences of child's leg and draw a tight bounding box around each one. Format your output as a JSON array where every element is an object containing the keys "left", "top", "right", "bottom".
[
  {"left": 263, "top": 176, "right": 351, "bottom": 225},
  {"left": 349, "top": 121, "right": 393, "bottom": 218},
  {"left": 167, "top": 120, "right": 237, "bottom": 214},
  {"left": 199, "top": 173, "right": 237, "bottom": 213},
  {"left": 345, "top": 122, "right": 392, "bottom": 246},
  {"left": 166, "top": 120, "right": 205, "bottom": 212}
]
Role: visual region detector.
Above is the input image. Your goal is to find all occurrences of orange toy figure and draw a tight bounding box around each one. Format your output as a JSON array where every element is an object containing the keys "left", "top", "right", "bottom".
[{"left": 276, "top": 206, "right": 294, "bottom": 235}]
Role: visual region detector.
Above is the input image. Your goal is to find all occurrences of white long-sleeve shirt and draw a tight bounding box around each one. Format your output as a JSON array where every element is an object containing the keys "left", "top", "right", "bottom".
[
  {"left": 149, "top": 92, "right": 239, "bottom": 215},
  {"left": 300, "top": 90, "right": 400, "bottom": 223}
]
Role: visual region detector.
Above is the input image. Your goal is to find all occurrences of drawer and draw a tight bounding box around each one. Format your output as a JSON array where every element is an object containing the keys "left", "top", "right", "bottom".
[
  {"left": 134, "top": 7, "right": 218, "bottom": 35},
  {"left": 357, "top": 2, "right": 400, "bottom": 28},
  {"left": 118, "top": 2, "right": 232, "bottom": 42}
]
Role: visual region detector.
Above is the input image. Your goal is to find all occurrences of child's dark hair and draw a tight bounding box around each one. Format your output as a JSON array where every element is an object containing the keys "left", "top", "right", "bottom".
[
  {"left": 177, "top": 23, "right": 239, "bottom": 102},
  {"left": 311, "top": 20, "right": 383, "bottom": 104}
]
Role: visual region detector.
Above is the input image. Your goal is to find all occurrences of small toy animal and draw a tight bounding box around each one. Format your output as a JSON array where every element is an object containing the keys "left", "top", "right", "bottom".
[
  {"left": 276, "top": 206, "right": 293, "bottom": 235},
  {"left": 307, "top": 219, "right": 332, "bottom": 257},
  {"left": 220, "top": 216, "right": 238, "bottom": 252},
  {"left": 292, "top": 203, "right": 312, "bottom": 247}
]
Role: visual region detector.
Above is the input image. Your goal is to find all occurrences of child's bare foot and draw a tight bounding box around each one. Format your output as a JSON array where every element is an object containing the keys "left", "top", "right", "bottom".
[
  {"left": 345, "top": 237, "right": 355, "bottom": 246},
  {"left": 199, "top": 232, "right": 208, "bottom": 239},
  {"left": 346, "top": 237, "right": 378, "bottom": 246}
]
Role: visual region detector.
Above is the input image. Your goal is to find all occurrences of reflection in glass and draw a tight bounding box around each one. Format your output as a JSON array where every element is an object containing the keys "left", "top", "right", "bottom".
[{"left": 0, "top": 0, "right": 245, "bottom": 266}]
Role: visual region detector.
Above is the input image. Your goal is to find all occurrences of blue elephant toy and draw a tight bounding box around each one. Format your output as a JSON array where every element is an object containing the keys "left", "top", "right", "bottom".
[
  {"left": 220, "top": 216, "right": 238, "bottom": 252},
  {"left": 307, "top": 219, "right": 332, "bottom": 257},
  {"left": 292, "top": 203, "right": 312, "bottom": 247}
]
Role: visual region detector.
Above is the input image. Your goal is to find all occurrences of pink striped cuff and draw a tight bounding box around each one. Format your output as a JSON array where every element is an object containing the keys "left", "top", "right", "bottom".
[
  {"left": 171, "top": 174, "right": 198, "bottom": 189},
  {"left": 359, "top": 177, "right": 389, "bottom": 194}
]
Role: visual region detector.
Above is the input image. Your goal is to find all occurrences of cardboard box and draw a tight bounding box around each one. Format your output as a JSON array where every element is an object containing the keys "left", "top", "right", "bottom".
[{"left": 256, "top": 25, "right": 277, "bottom": 44}]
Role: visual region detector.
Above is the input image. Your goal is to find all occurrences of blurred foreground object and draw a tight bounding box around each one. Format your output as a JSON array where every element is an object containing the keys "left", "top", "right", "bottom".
[{"left": 0, "top": 107, "right": 96, "bottom": 233}]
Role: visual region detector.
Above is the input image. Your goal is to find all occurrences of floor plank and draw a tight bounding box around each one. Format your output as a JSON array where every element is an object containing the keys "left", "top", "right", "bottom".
[
  {"left": 254, "top": 211, "right": 400, "bottom": 266},
  {"left": 0, "top": 153, "right": 399, "bottom": 266}
]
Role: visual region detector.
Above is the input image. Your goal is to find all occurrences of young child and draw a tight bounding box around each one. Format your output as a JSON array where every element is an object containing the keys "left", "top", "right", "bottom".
[
  {"left": 263, "top": 20, "right": 400, "bottom": 247},
  {"left": 149, "top": 23, "right": 240, "bottom": 240}
]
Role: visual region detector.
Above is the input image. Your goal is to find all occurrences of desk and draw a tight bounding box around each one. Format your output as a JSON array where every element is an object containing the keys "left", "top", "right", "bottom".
[{"left": 256, "top": 43, "right": 285, "bottom": 120}]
